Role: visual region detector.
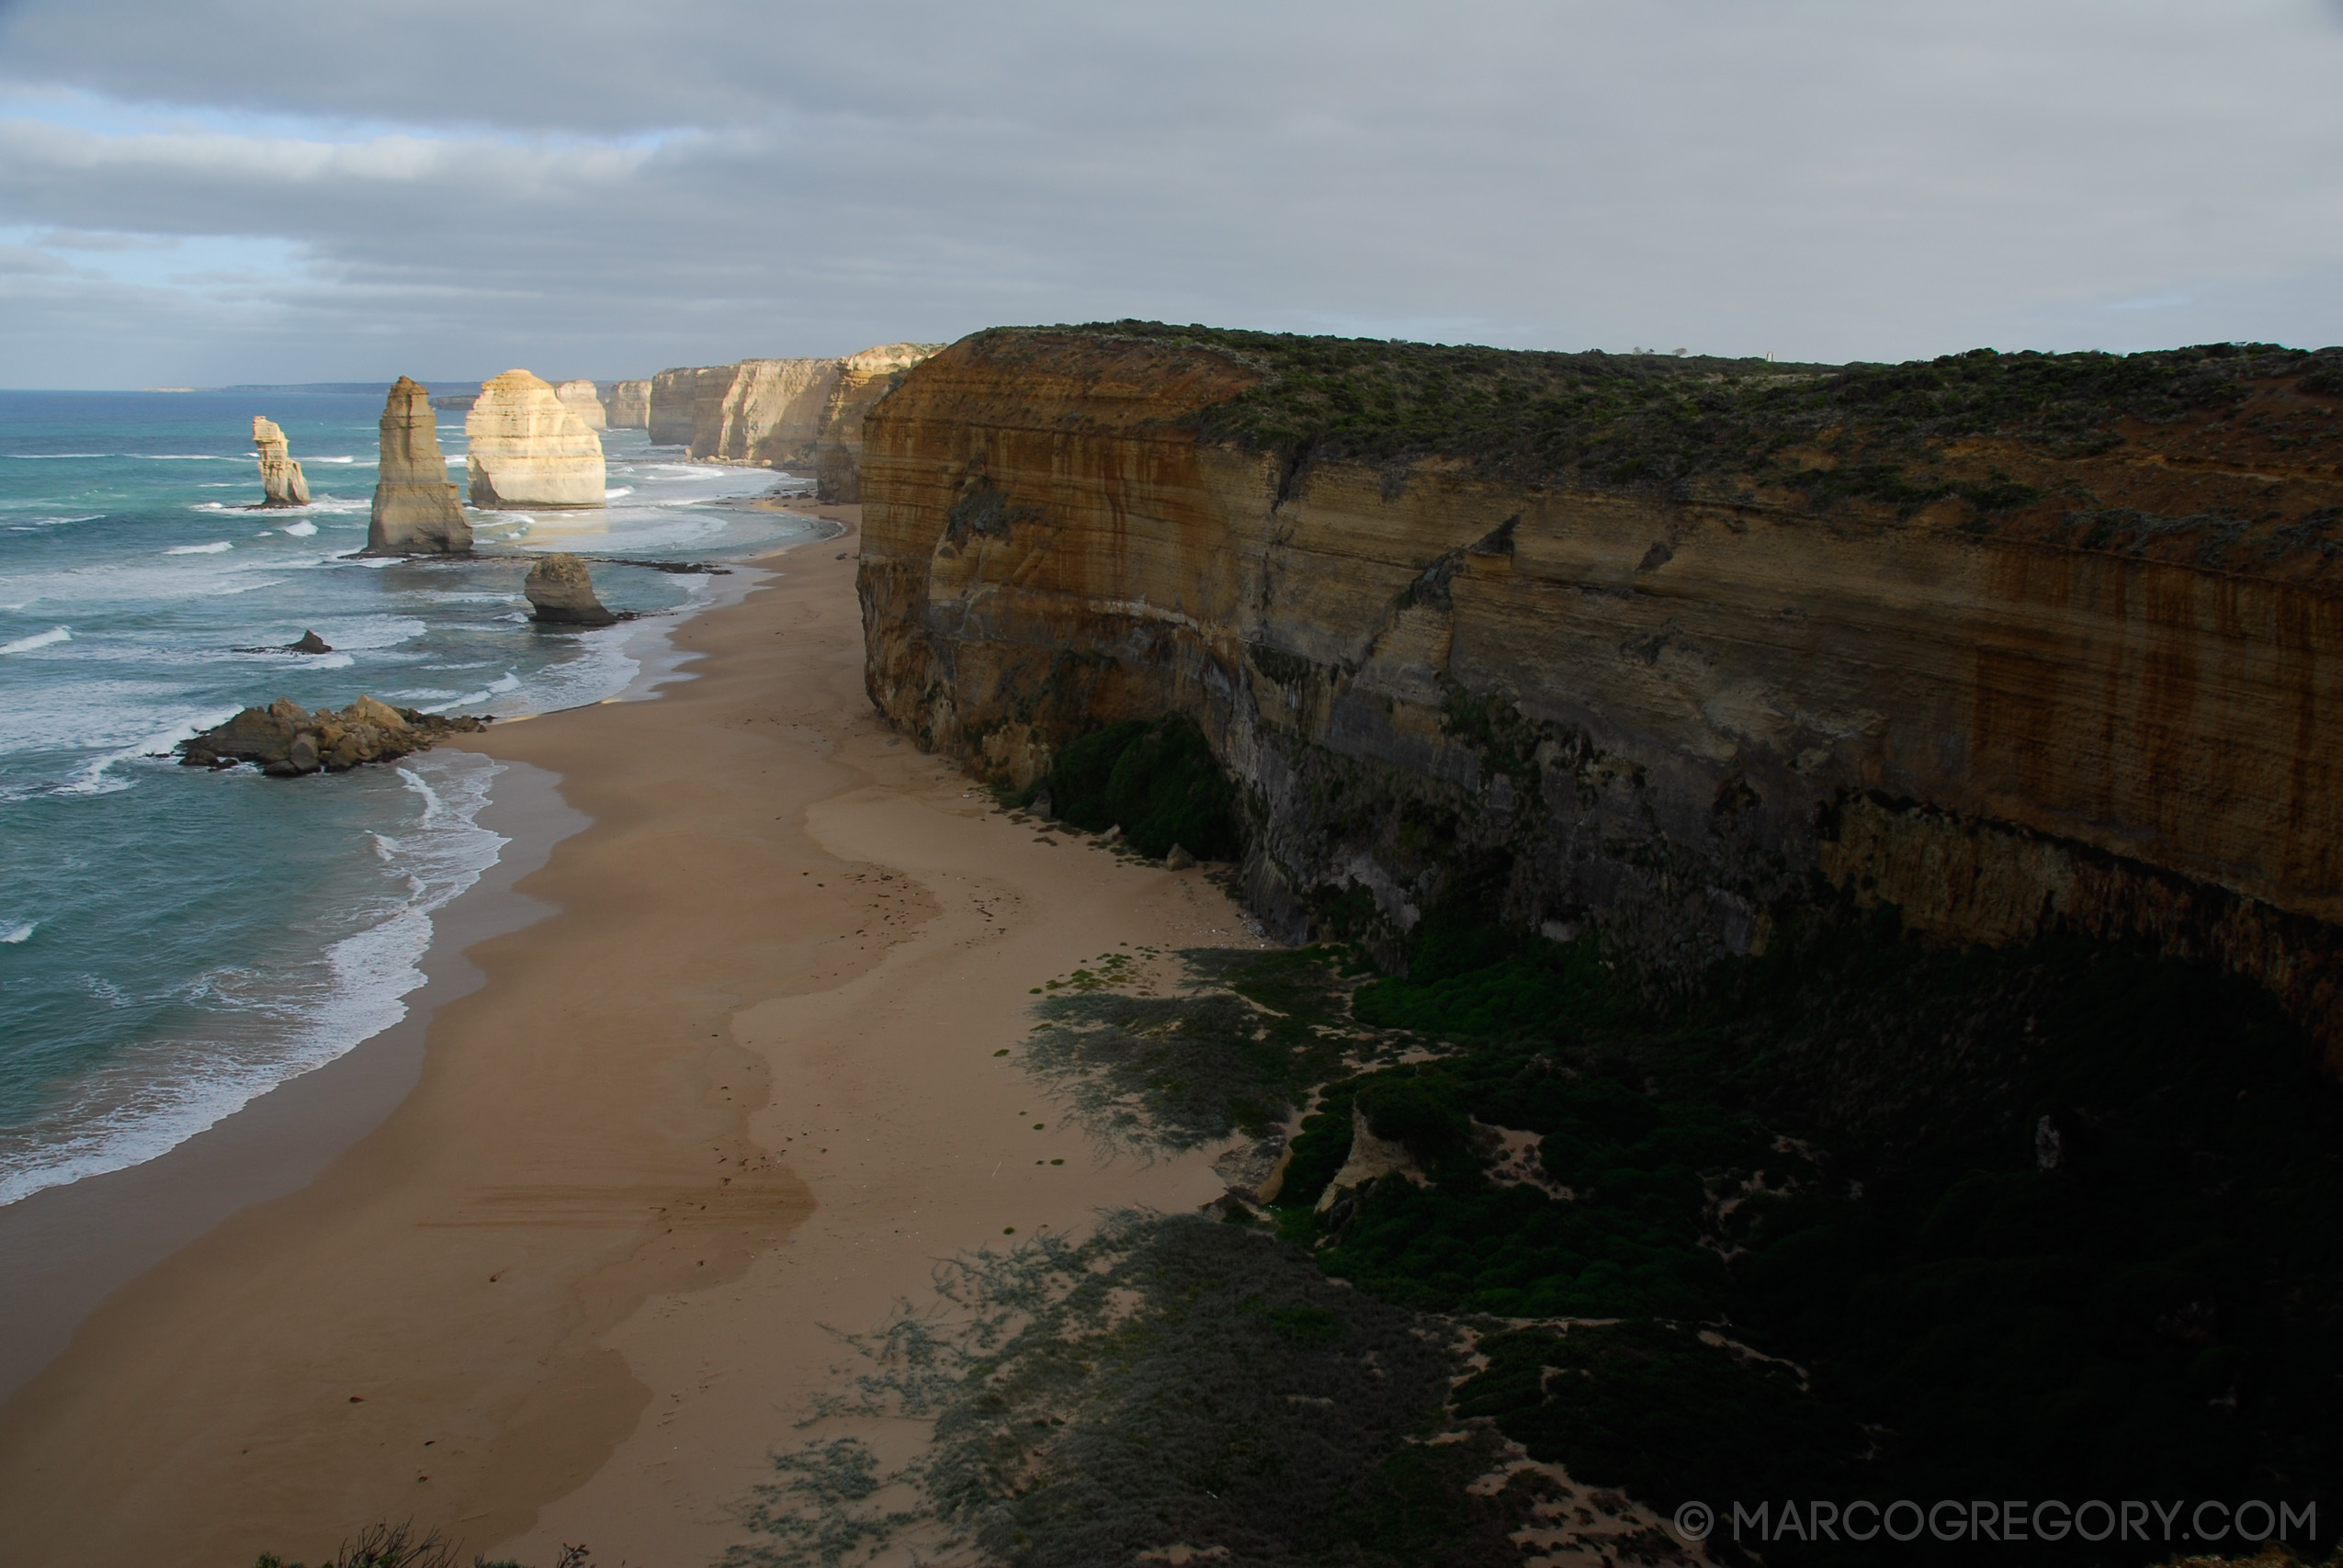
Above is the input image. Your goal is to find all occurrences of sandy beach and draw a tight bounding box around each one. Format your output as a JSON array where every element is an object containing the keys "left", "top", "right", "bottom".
[{"left": 0, "top": 510, "right": 1243, "bottom": 1567}]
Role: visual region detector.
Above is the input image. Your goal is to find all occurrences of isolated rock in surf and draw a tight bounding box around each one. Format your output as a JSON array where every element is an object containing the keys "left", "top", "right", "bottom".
[
  {"left": 466, "top": 369, "right": 607, "bottom": 509},
  {"left": 603, "top": 379, "right": 651, "bottom": 429},
  {"left": 179, "top": 694, "right": 487, "bottom": 776},
  {"left": 524, "top": 552, "right": 617, "bottom": 626},
  {"left": 367, "top": 377, "right": 472, "bottom": 555},
  {"left": 555, "top": 378, "right": 607, "bottom": 431},
  {"left": 250, "top": 416, "right": 311, "bottom": 508}
]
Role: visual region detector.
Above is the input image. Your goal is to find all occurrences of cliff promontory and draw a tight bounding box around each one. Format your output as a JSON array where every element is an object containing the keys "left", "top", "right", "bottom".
[
  {"left": 366, "top": 378, "right": 471, "bottom": 554},
  {"left": 645, "top": 344, "right": 942, "bottom": 498},
  {"left": 604, "top": 379, "right": 650, "bottom": 429},
  {"left": 465, "top": 369, "right": 606, "bottom": 509},
  {"left": 860, "top": 326, "right": 2343, "bottom": 1061},
  {"left": 249, "top": 416, "right": 310, "bottom": 508}
]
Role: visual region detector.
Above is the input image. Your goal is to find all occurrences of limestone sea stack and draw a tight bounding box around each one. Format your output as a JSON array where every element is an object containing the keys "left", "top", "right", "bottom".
[
  {"left": 524, "top": 552, "right": 617, "bottom": 626},
  {"left": 466, "top": 370, "right": 606, "bottom": 508},
  {"left": 554, "top": 378, "right": 607, "bottom": 431},
  {"left": 604, "top": 379, "right": 651, "bottom": 429},
  {"left": 250, "top": 417, "right": 311, "bottom": 508},
  {"left": 367, "top": 377, "right": 472, "bottom": 555}
]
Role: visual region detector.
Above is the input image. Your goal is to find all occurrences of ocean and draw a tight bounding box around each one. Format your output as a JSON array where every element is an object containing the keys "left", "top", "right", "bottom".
[{"left": 0, "top": 390, "right": 819, "bottom": 1207}]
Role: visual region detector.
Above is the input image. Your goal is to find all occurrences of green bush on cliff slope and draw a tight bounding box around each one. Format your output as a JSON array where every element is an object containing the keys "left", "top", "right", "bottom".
[
  {"left": 1035, "top": 713, "right": 1239, "bottom": 860},
  {"left": 1062, "top": 320, "right": 2341, "bottom": 508}
]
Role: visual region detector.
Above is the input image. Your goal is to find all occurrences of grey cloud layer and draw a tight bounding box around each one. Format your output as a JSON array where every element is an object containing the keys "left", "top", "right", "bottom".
[{"left": 2, "top": 0, "right": 2339, "bottom": 386}]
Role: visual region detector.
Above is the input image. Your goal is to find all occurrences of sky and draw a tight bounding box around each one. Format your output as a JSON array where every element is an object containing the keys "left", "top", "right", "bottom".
[{"left": 0, "top": 0, "right": 2338, "bottom": 387}]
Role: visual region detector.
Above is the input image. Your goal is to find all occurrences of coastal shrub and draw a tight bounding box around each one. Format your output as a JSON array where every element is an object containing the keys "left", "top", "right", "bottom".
[
  {"left": 1039, "top": 713, "right": 1239, "bottom": 860},
  {"left": 252, "top": 1523, "right": 583, "bottom": 1568}
]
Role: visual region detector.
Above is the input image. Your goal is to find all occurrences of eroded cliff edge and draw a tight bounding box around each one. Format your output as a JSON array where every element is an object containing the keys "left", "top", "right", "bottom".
[{"left": 860, "top": 325, "right": 2343, "bottom": 1060}]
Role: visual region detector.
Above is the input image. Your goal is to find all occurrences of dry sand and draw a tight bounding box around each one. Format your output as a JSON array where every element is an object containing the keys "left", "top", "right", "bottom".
[{"left": 0, "top": 510, "right": 1244, "bottom": 1567}]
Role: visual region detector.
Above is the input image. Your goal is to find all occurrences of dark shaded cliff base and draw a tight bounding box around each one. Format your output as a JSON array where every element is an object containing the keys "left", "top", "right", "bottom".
[{"left": 738, "top": 909, "right": 2341, "bottom": 1567}]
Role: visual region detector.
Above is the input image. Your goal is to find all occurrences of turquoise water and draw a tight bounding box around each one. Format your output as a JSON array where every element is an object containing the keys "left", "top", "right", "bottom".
[{"left": 0, "top": 391, "right": 817, "bottom": 1204}]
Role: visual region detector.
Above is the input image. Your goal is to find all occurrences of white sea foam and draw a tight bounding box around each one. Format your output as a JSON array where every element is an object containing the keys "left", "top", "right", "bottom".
[
  {"left": 0, "top": 752, "right": 510, "bottom": 1208},
  {"left": 168, "top": 541, "right": 233, "bottom": 555},
  {"left": 49, "top": 705, "right": 244, "bottom": 799},
  {"left": 278, "top": 521, "right": 318, "bottom": 536},
  {"left": 2, "top": 923, "right": 33, "bottom": 944},
  {"left": 0, "top": 626, "right": 69, "bottom": 655},
  {"left": 605, "top": 486, "right": 634, "bottom": 499}
]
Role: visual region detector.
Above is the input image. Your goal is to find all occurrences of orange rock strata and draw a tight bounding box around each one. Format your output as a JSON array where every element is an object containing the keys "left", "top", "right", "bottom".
[{"left": 859, "top": 327, "right": 2343, "bottom": 1062}]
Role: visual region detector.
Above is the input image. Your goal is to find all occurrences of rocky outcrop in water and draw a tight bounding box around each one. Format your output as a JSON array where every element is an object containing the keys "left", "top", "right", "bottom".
[
  {"left": 179, "top": 695, "right": 487, "bottom": 776},
  {"left": 366, "top": 377, "right": 472, "bottom": 555},
  {"left": 555, "top": 378, "right": 607, "bottom": 431},
  {"left": 524, "top": 552, "right": 617, "bottom": 626},
  {"left": 860, "top": 327, "right": 2343, "bottom": 1063},
  {"left": 604, "top": 379, "right": 650, "bottom": 428},
  {"left": 250, "top": 417, "right": 311, "bottom": 508},
  {"left": 465, "top": 369, "right": 606, "bottom": 509}
]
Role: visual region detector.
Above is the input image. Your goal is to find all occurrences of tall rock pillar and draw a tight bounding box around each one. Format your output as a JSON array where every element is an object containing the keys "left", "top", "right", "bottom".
[
  {"left": 367, "top": 378, "right": 473, "bottom": 555},
  {"left": 251, "top": 416, "right": 311, "bottom": 508}
]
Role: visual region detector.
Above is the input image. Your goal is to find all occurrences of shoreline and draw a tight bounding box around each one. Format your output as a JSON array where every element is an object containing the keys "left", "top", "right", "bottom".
[
  {"left": 0, "top": 502, "right": 1251, "bottom": 1566},
  {"left": 0, "top": 530, "right": 787, "bottom": 1404}
]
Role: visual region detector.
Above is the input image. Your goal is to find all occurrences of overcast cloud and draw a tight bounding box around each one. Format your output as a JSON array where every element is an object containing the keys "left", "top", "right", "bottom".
[{"left": 0, "top": 0, "right": 2337, "bottom": 386}]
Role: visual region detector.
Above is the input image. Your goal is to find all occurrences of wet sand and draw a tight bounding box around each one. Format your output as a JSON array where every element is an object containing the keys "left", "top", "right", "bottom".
[{"left": 0, "top": 508, "right": 1242, "bottom": 1567}]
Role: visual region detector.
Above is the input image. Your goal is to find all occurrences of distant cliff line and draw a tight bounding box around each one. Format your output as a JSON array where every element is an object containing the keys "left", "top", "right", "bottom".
[
  {"left": 857, "top": 324, "right": 2343, "bottom": 1064},
  {"left": 617, "top": 343, "right": 943, "bottom": 501}
]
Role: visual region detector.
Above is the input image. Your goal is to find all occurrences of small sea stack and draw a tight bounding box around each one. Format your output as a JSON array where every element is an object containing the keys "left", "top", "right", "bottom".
[
  {"left": 250, "top": 417, "right": 311, "bottom": 508},
  {"left": 285, "top": 630, "right": 332, "bottom": 654},
  {"left": 466, "top": 369, "right": 606, "bottom": 509},
  {"left": 554, "top": 378, "right": 607, "bottom": 431},
  {"left": 367, "top": 377, "right": 472, "bottom": 556},
  {"left": 524, "top": 552, "right": 618, "bottom": 626}
]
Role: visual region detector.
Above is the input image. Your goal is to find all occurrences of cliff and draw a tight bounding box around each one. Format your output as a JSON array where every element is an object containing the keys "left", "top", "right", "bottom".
[
  {"left": 859, "top": 326, "right": 2343, "bottom": 1062},
  {"left": 465, "top": 369, "right": 606, "bottom": 509},
  {"left": 643, "top": 344, "right": 943, "bottom": 495},
  {"left": 554, "top": 378, "right": 607, "bottom": 431},
  {"left": 366, "top": 378, "right": 471, "bottom": 554},
  {"left": 249, "top": 416, "right": 310, "bottom": 508},
  {"left": 604, "top": 379, "right": 650, "bottom": 428}
]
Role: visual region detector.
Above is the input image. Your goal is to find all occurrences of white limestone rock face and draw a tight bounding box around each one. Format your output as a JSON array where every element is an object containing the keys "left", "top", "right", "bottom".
[
  {"left": 554, "top": 378, "right": 607, "bottom": 431},
  {"left": 810, "top": 342, "right": 945, "bottom": 501},
  {"left": 251, "top": 416, "right": 311, "bottom": 508},
  {"left": 367, "top": 377, "right": 472, "bottom": 554},
  {"left": 604, "top": 379, "right": 651, "bottom": 428},
  {"left": 465, "top": 369, "right": 606, "bottom": 509}
]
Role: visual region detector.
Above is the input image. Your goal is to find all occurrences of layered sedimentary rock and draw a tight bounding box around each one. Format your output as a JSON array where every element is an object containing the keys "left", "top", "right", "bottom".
[
  {"left": 250, "top": 416, "right": 311, "bottom": 508},
  {"left": 524, "top": 552, "right": 617, "bottom": 626},
  {"left": 604, "top": 379, "right": 651, "bottom": 428},
  {"left": 694, "top": 358, "right": 839, "bottom": 464},
  {"left": 367, "top": 378, "right": 472, "bottom": 554},
  {"left": 642, "top": 344, "right": 942, "bottom": 494},
  {"left": 647, "top": 366, "right": 719, "bottom": 446},
  {"left": 860, "top": 327, "right": 2343, "bottom": 1062},
  {"left": 179, "top": 695, "right": 487, "bottom": 776},
  {"left": 554, "top": 378, "right": 608, "bottom": 431},
  {"left": 809, "top": 343, "right": 942, "bottom": 501},
  {"left": 465, "top": 369, "right": 606, "bottom": 508}
]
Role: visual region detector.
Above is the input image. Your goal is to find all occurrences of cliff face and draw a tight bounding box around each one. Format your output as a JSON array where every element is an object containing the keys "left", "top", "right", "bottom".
[
  {"left": 860, "top": 328, "right": 2343, "bottom": 1062},
  {"left": 604, "top": 379, "right": 651, "bottom": 429},
  {"left": 465, "top": 369, "right": 606, "bottom": 509},
  {"left": 642, "top": 344, "right": 943, "bottom": 494},
  {"left": 250, "top": 416, "right": 311, "bottom": 508},
  {"left": 366, "top": 378, "right": 470, "bottom": 554}
]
